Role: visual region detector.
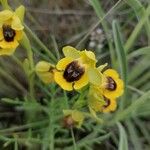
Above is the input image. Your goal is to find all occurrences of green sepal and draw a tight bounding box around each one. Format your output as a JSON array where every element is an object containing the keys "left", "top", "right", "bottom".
[{"left": 15, "top": 5, "right": 25, "bottom": 22}]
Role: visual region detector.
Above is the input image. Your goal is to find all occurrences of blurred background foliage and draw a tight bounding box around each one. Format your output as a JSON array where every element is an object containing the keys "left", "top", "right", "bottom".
[{"left": 0, "top": 0, "right": 150, "bottom": 149}]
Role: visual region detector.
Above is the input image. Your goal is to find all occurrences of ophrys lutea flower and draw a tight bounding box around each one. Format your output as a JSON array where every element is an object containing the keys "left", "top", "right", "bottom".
[
  {"left": 88, "top": 86, "right": 117, "bottom": 113},
  {"left": 101, "top": 69, "right": 124, "bottom": 99},
  {"left": 101, "top": 96, "right": 117, "bottom": 113},
  {"left": 0, "top": 6, "right": 24, "bottom": 55},
  {"left": 54, "top": 46, "right": 101, "bottom": 91}
]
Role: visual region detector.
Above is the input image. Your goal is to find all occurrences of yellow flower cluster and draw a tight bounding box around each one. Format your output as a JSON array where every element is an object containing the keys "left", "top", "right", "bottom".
[
  {"left": 0, "top": 6, "right": 24, "bottom": 55},
  {"left": 0, "top": 2, "right": 124, "bottom": 128},
  {"left": 36, "top": 46, "right": 124, "bottom": 127}
]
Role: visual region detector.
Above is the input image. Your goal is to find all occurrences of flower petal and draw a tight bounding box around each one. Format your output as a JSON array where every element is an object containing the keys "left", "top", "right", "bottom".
[
  {"left": 37, "top": 72, "right": 54, "bottom": 84},
  {"left": 62, "top": 46, "right": 80, "bottom": 59},
  {"left": 15, "top": 5, "right": 25, "bottom": 22},
  {"left": 0, "top": 28, "right": 4, "bottom": 40},
  {"left": 102, "top": 99, "right": 117, "bottom": 113},
  {"left": 0, "top": 10, "right": 13, "bottom": 23},
  {"left": 35, "top": 61, "right": 54, "bottom": 72},
  {"left": 15, "top": 30, "right": 23, "bottom": 41},
  {"left": 0, "top": 39, "right": 19, "bottom": 49},
  {"left": 54, "top": 71, "right": 73, "bottom": 91},
  {"left": 74, "top": 72, "right": 89, "bottom": 90},
  {"left": 0, "top": 48, "right": 15, "bottom": 56},
  {"left": 104, "top": 69, "right": 119, "bottom": 79},
  {"left": 56, "top": 57, "right": 73, "bottom": 70},
  {"left": 11, "top": 15, "right": 24, "bottom": 30},
  {"left": 80, "top": 50, "right": 97, "bottom": 67}
]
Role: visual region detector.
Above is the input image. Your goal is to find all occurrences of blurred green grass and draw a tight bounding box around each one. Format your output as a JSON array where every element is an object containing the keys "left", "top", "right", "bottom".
[{"left": 0, "top": 0, "right": 150, "bottom": 149}]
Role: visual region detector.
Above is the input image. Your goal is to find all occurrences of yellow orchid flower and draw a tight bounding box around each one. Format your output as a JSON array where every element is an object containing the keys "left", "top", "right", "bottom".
[
  {"left": 88, "top": 85, "right": 117, "bottom": 113},
  {"left": 101, "top": 96, "right": 117, "bottom": 113},
  {"left": 63, "top": 109, "right": 84, "bottom": 128},
  {"left": 35, "top": 61, "right": 55, "bottom": 84},
  {"left": 101, "top": 69, "right": 124, "bottom": 99},
  {"left": 0, "top": 6, "right": 24, "bottom": 55},
  {"left": 54, "top": 46, "right": 101, "bottom": 91}
]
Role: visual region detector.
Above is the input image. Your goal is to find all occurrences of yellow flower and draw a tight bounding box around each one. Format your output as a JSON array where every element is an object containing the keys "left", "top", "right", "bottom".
[
  {"left": 0, "top": 7, "right": 24, "bottom": 55},
  {"left": 35, "top": 61, "right": 55, "bottom": 84},
  {"left": 101, "top": 69, "right": 124, "bottom": 99},
  {"left": 101, "top": 96, "right": 117, "bottom": 113},
  {"left": 54, "top": 46, "right": 101, "bottom": 91},
  {"left": 63, "top": 109, "right": 84, "bottom": 128}
]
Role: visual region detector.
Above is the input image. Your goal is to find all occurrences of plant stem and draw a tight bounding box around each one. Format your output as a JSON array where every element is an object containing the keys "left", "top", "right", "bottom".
[{"left": 71, "top": 127, "right": 77, "bottom": 150}]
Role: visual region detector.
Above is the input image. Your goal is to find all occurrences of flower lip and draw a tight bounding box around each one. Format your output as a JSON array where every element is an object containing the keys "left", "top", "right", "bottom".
[
  {"left": 106, "top": 76, "right": 117, "bottom": 91},
  {"left": 103, "top": 96, "right": 111, "bottom": 108},
  {"left": 63, "top": 60, "right": 85, "bottom": 82},
  {"left": 2, "top": 25, "right": 16, "bottom": 42}
]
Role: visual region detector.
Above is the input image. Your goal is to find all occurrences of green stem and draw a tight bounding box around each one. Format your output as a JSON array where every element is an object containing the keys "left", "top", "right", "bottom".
[
  {"left": 71, "top": 128, "right": 77, "bottom": 150},
  {"left": 24, "top": 24, "right": 57, "bottom": 63}
]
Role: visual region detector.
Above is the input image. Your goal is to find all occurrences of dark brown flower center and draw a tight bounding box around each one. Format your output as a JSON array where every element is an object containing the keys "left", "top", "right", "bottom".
[
  {"left": 3, "top": 25, "right": 16, "bottom": 42},
  {"left": 103, "top": 96, "right": 110, "bottom": 108},
  {"left": 106, "top": 77, "right": 117, "bottom": 91},
  {"left": 63, "top": 61, "right": 85, "bottom": 82}
]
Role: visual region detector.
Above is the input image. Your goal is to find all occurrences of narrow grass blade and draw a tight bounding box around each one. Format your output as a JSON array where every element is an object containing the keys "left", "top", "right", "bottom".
[
  {"left": 125, "top": 0, "right": 150, "bottom": 44},
  {"left": 125, "top": 5, "right": 150, "bottom": 52},
  {"left": 112, "top": 20, "right": 128, "bottom": 109},
  {"left": 117, "top": 122, "right": 128, "bottom": 150},
  {"left": 89, "top": 0, "right": 118, "bottom": 67}
]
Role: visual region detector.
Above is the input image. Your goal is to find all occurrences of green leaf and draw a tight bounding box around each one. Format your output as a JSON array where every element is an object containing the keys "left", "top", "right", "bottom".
[
  {"left": 112, "top": 20, "right": 127, "bottom": 85},
  {"left": 125, "top": 5, "right": 150, "bottom": 52},
  {"left": 117, "top": 122, "right": 128, "bottom": 150},
  {"left": 125, "top": 0, "right": 150, "bottom": 44},
  {"left": 112, "top": 20, "right": 127, "bottom": 109}
]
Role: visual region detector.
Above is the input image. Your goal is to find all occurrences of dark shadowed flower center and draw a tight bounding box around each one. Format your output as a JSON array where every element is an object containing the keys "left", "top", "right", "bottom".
[
  {"left": 106, "top": 76, "right": 117, "bottom": 91},
  {"left": 63, "top": 61, "right": 85, "bottom": 82},
  {"left": 3, "top": 25, "right": 16, "bottom": 42},
  {"left": 103, "top": 96, "right": 110, "bottom": 108}
]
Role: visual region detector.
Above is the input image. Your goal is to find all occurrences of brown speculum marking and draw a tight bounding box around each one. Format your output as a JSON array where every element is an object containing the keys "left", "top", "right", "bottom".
[
  {"left": 63, "top": 61, "right": 85, "bottom": 82},
  {"left": 3, "top": 25, "right": 16, "bottom": 42},
  {"left": 106, "top": 76, "right": 117, "bottom": 91},
  {"left": 103, "top": 96, "right": 110, "bottom": 108}
]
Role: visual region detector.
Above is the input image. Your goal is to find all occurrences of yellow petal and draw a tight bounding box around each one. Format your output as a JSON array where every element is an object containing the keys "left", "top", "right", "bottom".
[
  {"left": 102, "top": 99, "right": 117, "bottom": 113},
  {"left": 104, "top": 69, "right": 119, "bottom": 79},
  {"left": 56, "top": 57, "right": 74, "bottom": 70},
  {"left": 36, "top": 61, "right": 54, "bottom": 72},
  {"left": 54, "top": 71, "right": 73, "bottom": 91},
  {"left": 62, "top": 46, "right": 80, "bottom": 59},
  {"left": 74, "top": 72, "right": 89, "bottom": 90},
  {"left": 37, "top": 72, "right": 54, "bottom": 84},
  {"left": 80, "top": 50, "right": 97, "bottom": 67},
  {"left": 15, "top": 5, "right": 25, "bottom": 22},
  {"left": 0, "top": 39, "right": 19, "bottom": 49},
  {"left": 0, "top": 28, "right": 4, "bottom": 40},
  {"left": 11, "top": 15, "right": 24, "bottom": 30},
  {"left": 15, "top": 30, "right": 23, "bottom": 41},
  {"left": 103, "top": 78, "right": 124, "bottom": 99},
  {"left": 97, "top": 63, "right": 108, "bottom": 72},
  {"left": 0, "top": 10, "right": 13, "bottom": 23},
  {"left": 0, "top": 48, "right": 15, "bottom": 56}
]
